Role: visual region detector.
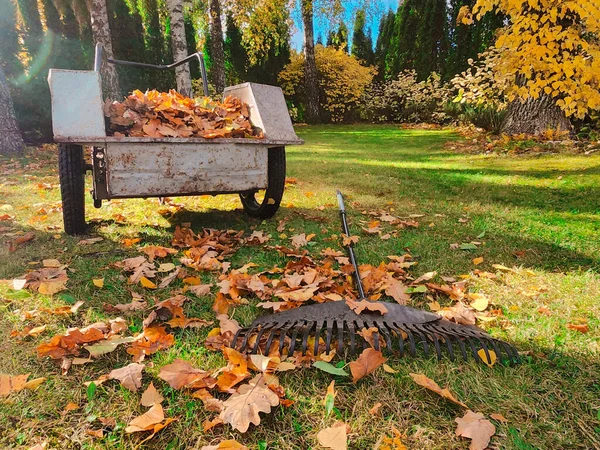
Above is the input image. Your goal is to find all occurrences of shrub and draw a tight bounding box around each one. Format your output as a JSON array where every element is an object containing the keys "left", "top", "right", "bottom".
[
  {"left": 361, "top": 70, "right": 453, "bottom": 124},
  {"left": 278, "top": 45, "right": 375, "bottom": 122}
]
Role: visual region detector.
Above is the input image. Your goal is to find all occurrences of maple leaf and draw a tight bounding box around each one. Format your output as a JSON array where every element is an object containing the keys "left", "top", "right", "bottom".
[
  {"left": 109, "top": 363, "right": 144, "bottom": 392},
  {"left": 141, "top": 382, "right": 164, "bottom": 407},
  {"left": 455, "top": 410, "right": 496, "bottom": 450},
  {"left": 246, "top": 230, "right": 270, "bottom": 245},
  {"left": 219, "top": 376, "right": 280, "bottom": 433},
  {"left": 349, "top": 348, "right": 386, "bottom": 383},
  {"left": 409, "top": 373, "right": 468, "bottom": 408},
  {"left": 158, "top": 359, "right": 214, "bottom": 390},
  {"left": 290, "top": 233, "right": 315, "bottom": 248},
  {"left": 317, "top": 422, "right": 348, "bottom": 450},
  {"left": 346, "top": 299, "right": 388, "bottom": 315}
]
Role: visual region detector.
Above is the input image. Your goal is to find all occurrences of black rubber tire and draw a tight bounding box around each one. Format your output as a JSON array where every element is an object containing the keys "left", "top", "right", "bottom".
[
  {"left": 58, "top": 144, "right": 87, "bottom": 235},
  {"left": 240, "top": 146, "right": 286, "bottom": 219}
]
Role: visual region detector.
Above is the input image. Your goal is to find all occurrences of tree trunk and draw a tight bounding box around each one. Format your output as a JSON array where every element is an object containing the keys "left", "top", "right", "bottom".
[
  {"left": 0, "top": 66, "right": 24, "bottom": 156},
  {"left": 502, "top": 95, "right": 573, "bottom": 136},
  {"left": 301, "top": 0, "right": 321, "bottom": 124},
  {"left": 166, "top": 0, "right": 192, "bottom": 96},
  {"left": 208, "top": 0, "right": 225, "bottom": 95},
  {"left": 89, "top": 0, "right": 120, "bottom": 100}
]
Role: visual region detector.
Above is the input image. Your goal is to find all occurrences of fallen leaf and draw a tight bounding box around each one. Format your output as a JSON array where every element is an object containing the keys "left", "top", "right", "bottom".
[
  {"left": 202, "top": 417, "right": 224, "bottom": 432},
  {"left": 490, "top": 413, "right": 508, "bottom": 423},
  {"left": 109, "top": 363, "right": 144, "bottom": 392},
  {"left": 346, "top": 299, "right": 388, "bottom": 315},
  {"left": 22, "top": 377, "right": 46, "bottom": 391},
  {"left": 369, "top": 402, "right": 383, "bottom": 415},
  {"left": 201, "top": 440, "right": 248, "bottom": 450},
  {"left": 567, "top": 323, "right": 589, "bottom": 333},
  {"left": 323, "top": 380, "right": 336, "bottom": 416},
  {"left": 468, "top": 293, "right": 489, "bottom": 312},
  {"left": 9, "top": 232, "right": 35, "bottom": 252},
  {"left": 491, "top": 264, "right": 515, "bottom": 273},
  {"left": 219, "top": 376, "right": 280, "bottom": 433},
  {"left": 92, "top": 278, "right": 104, "bottom": 288},
  {"left": 63, "top": 402, "right": 80, "bottom": 413},
  {"left": 158, "top": 359, "right": 213, "bottom": 390},
  {"left": 317, "top": 422, "right": 348, "bottom": 450},
  {"left": 477, "top": 349, "right": 497, "bottom": 367},
  {"left": 125, "top": 403, "right": 176, "bottom": 442},
  {"left": 0, "top": 373, "right": 32, "bottom": 396},
  {"left": 385, "top": 278, "right": 410, "bottom": 305},
  {"left": 349, "top": 348, "right": 386, "bottom": 383},
  {"left": 141, "top": 382, "right": 164, "bottom": 407},
  {"left": 341, "top": 234, "right": 359, "bottom": 246},
  {"left": 42, "top": 259, "right": 61, "bottom": 268},
  {"left": 141, "top": 245, "right": 177, "bottom": 262},
  {"left": 455, "top": 410, "right": 496, "bottom": 450},
  {"left": 140, "top": 276, "right": 157, "bottom": 289},
  {"left": 86, "top": 428, "right": 104, "bottom": 438},
  {"left": 472, "top": 257, "right": 484, "bottom": 265},
  {"left": 409, "top": 373, "right": 468, "bottom": 408},
  {"left": 382, "top": 363, "right": 397, "bottom": 374},
  {"left": 85, "top": 336, "right": 135, "bottom": 357},
  {"left": 313, "top": 361, "right": 349, "bottom": 377}
]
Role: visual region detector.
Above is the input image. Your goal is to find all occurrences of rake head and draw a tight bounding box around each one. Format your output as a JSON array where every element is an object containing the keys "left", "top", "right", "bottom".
[{"left": 232, "top": 300, "right": 519, "bottom": 364}]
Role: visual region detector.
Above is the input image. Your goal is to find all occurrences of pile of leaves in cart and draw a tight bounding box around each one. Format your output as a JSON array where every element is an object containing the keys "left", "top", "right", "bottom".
[
  {"left": 104, "top": 90, "right": 264, "bottom": 139},
  {"left": 4, "top": 218, "right": 529, "bottom": 449}
]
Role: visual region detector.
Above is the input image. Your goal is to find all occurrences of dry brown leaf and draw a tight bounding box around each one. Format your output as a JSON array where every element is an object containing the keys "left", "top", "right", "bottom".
[
  {"left": 158, "top": 359, "right": 213, "bottom": 390},
  {"left": 341, "top": 234, "right": 359, "bottom": 246},
  {"left": 201, "top": 440, "right": 248, "bottom": 450},
  {"left": 455, "top": 410, "right": 496, "bottom": 450},
  {"left": 567, "top": 323, "right": 589, "bottom": 333},
  {"left": 127, "top": 325, "right": 175, "bottom": 362},
  {"left": 438, "top": 302, "right": 476, "bottom": 325},
  {"left": 9, "top": 232, "right": 35, "bottom": 252},
  {"left": 141, "top": 245, "right": 177, "bottom": 262},
  {"left": 109, "top": 363, "right": 144, "bottom": 392},
  {"left": 317, "top": 422, "right": 348, "bottom": 450},
  {"left": 125, "top": 403, "right": 176, "bottom": 442},
  {"left": 219, "top": 376, "right": 280, "bottom": 433},
  {"left": 472, "top": 257, "right": 484, "bottom": 266},
  {"left": 490, "top": 413, "right": 508, "bottom": 423},
  {"left": 0, "top": 373, "right": 30, "bottom": 397},
  {"left": 385, "top": 278, "right": 410, "bottom": 305},
  {"left": 349, "top": 348, "right": 386, "bottom": 383},
  {"left": 409, "top": 373, "right": 468, "bottom": 408},
  {"left": 63, "top": 402, "right": 80, "bottom": 413},
  {"left": 187, "top": 283, "right": 212, "bottom": 296},
  {"left": 192, "top": 388, "right": 225, "bottom": 412},
  {"left": 369, "top": 402, "right": 383, "bottom": 415},
  {"left": 346, "top": 299, "right": 388, "bottom": 315},
  {"left": 141, "top": 382, "right": 164, "bottom": 407}
]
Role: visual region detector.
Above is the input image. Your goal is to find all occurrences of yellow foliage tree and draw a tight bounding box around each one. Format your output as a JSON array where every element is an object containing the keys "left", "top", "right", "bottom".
[
  {"left": 279, "top": 45, "right": 376, "bottom": 122},
  {"left": 464, "top": 0, "right": 600, "bottom": 134}
]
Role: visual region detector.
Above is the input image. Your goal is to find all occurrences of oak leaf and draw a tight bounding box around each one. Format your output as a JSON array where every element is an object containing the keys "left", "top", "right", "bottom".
[
  {"left": 141, "top": 245, "right": 177, "bottom": 262},
  {"left": 125, "top": 403, "right": 175, "bottom": 442},
  {"left": 219, "top": 376, "right": 280, "bottom": 433},
  {"left": 158, "top": 359, "right": 213, "bottom": 390},
  {"left": 385, "top": 277, "right": 410, "bottom": 305},
  {"left": 349, "top": 348, "right": 386, "bottom": 383},
  {"left": 346, "top": 299, "right": 388, "bottom": 315},
  {"left": 455, "top": 410, "right": 496, "bottom": 450}
]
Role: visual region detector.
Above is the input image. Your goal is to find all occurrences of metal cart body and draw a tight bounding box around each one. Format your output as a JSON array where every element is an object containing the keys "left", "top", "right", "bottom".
[{"left": 47, "top": 47, "right": 302, "bottom": 234}]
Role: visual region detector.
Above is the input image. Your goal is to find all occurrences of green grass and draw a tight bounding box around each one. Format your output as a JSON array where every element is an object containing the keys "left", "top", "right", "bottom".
[{"left": 1, "top": 124, "right": 599, "bottom": 449}]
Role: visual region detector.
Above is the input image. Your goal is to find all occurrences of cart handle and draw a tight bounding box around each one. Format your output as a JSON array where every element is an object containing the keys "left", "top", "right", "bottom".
[{"left": 94, "top": 43, "right": 209, "bottom": 97}]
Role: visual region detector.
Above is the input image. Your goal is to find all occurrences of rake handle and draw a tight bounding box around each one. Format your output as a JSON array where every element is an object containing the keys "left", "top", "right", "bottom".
[{"left": 337, "top": 191, "right": 366, "bottom": 299}]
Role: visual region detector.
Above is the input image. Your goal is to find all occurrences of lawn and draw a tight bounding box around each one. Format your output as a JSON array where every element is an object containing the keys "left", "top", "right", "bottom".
[{"left": 1, "top": 124, "right": 599, "bottom": 449}]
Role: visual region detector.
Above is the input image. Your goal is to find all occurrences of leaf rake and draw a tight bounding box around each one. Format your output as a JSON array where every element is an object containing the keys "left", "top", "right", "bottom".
[{"left": 232, "top": 191, "right": 519, "bottom": 364}]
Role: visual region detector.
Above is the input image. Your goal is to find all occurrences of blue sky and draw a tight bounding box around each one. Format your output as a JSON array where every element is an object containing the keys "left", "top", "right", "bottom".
[{"left": 290, "top": 0, "right": 399, "bottom": 51}]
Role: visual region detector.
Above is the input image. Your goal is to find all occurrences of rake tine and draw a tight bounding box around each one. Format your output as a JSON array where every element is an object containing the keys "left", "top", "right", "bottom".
[
  {"left": 288, "top": 323, "right": 303, "bottom": 355},
  {"left": 265, "top": 324, "right": 284, "bottom": 353},
  {"left": 487, "top": 338, "right": 504, "bottom": 362},
  {"left": 379, "top": 324, "right": 394, "bottom": 350},
  {"left": 404, "top": 326, "right": 417, "bottom": 357},
  {"left": 301, "top": 322, "right": 314, "bottom": 354},
  {"left": 348, "top": 321, "right": 357, "bottom": 354},
  {"left": 336, "top": 321, "right": 344, "bottom": 354},
  {"left": 465, "top": 337, "right": 480, "bottom": 360},
  {"left": 278, "top": 322, "right": 295, "bottom": 355},
  {"left": 478, "top": 339, "right": 493, "bottom": 365},
  {"left": 428, "top": 327, "right": 443, "bottom": 361},
  {"left": 239, "top": 327, "right": 254, "bottom": 353},
  {"left": 324, "top": 321, "right": 334, "bottom": 354},
  {"left": 396, "top": 327, "right": 405, "bottom": 357},
  {"left": 232, "top": 328, "right": 244, "bottom": 348},
  {"left": 502, "top": 341, "right": 519, "bottom": 364},
  {"left": 442, "top": 332, "right": 456, "bottom": 362},
  {"left": 411, "top": 325, "right": 430, "bottom": 357},
  {"left": 313, "top": 320, "right": 325, "bottom": 356},
  {"left": 251, "top": 325, "right": 269, "bottom": 354}
]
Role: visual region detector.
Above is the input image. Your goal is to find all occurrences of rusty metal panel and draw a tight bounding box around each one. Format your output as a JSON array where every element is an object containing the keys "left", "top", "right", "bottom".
[
  {"left": 104, "top": 142, "right": 268, "bottom": 197},
  {"left": 224, "top": 83, "right": 302, "bottom": 144},
  {"left": 48, "top": 70, "right": 106, "bottom": 140}
]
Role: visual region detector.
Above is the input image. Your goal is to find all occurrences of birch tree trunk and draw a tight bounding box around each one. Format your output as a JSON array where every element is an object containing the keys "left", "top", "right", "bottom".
[
  {"left": 209, "top": 0, "right": 226, "bottom": 94},
  {"left": 0, "top": 67, "right": 24, "bottom": 155},
  {"left": 502, "top": 95, "right": 573, "bottom": 136},
  {"left": 301, "top": 0, "right": 321, "bottom": 124},
  {"left": 89, "top": 0, "right": 120, "bottom": 100},
  {"left": 166, "top": 0, "right": 192, "bottom": 96}
]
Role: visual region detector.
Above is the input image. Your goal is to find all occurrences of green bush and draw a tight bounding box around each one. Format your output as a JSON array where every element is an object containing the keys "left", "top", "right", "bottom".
[{"left": 360, "top": 70, "right": 453, "bottom": 124}]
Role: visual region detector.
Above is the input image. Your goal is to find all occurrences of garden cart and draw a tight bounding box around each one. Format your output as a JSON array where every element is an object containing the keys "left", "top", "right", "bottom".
[{"left": 48, "top": 44, "right": 302, "bottom": 235}]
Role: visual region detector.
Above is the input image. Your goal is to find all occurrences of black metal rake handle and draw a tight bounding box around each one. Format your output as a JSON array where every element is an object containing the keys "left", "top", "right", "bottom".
[
  {"left": 337, "top": 190, "right": 367, "bottom": 299},
  {"left": 93, "top": 43, "right": 209, "bottom": 97}
]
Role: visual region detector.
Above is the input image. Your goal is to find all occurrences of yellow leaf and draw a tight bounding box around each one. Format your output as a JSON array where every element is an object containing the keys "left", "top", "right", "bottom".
[
  {"left": 382, "top": 363, "right": 397, "bottom": 374},
  {"left": 92, "top": 278, "right": 104, "bottom": 288},
  {"left": 477, "top": 349, "right": 497, "bottom": 367},
  {"left": 472, "top": 257, "right": 484, "bottom": 265},
  {"left": 140, "top": 276, "right": 157, "bottom": 289}
]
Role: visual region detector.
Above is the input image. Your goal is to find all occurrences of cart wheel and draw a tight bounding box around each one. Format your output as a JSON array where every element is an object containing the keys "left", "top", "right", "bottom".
[
  {"left": 58, "top": 143, "right": 87, "bottom": 235},
  {"left": 240, "top": 146, "right": 286, "bottom": 219}
]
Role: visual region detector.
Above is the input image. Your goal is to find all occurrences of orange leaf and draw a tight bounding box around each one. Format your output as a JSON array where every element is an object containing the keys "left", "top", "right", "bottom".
[
  {"left": 409, "top": 373, "right": 468, "bottom": 408},
  {"left": 349, "top": 348, "right": 386, "bottom": 383}
]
